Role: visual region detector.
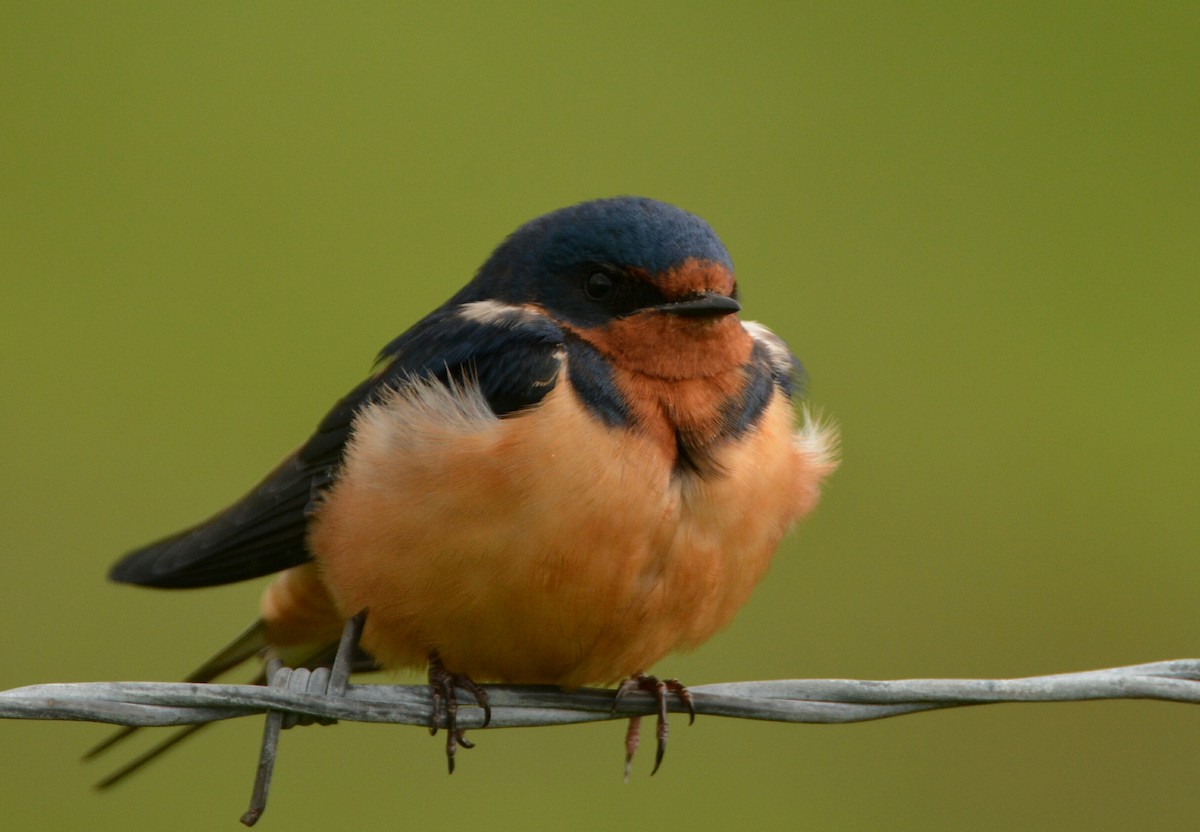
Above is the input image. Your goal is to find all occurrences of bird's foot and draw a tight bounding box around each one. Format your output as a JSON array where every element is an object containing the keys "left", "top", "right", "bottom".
[
  {"left": 241, "top": 610, "right": 366, "bottom": 827},
  {"left": 613, "top": 673, "right": 695, "bottom": 780},
  {"left": 427, "top": 654, "right": 491, "bottom": 774}
]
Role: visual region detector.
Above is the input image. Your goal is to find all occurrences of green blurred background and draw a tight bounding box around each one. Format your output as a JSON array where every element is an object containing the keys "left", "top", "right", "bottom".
[{"left": 2, "top": 3, "right": 1197, "bottom": 829}]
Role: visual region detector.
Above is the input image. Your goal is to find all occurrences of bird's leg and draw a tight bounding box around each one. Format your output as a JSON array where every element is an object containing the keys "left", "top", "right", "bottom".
[
  {"left": 240, "top": 610, "right": 367, "bottom": 827},
  {"left": 426, "top": 653, "right": 491, "bottom": 774},
  {"left": 612, "top": 674, "right": 695, "bottom": 778}
]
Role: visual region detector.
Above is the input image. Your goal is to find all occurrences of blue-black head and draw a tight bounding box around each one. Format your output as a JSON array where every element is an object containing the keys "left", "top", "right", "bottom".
[{"left": 461, "top": 196, "right": 740, "bottom": 329}]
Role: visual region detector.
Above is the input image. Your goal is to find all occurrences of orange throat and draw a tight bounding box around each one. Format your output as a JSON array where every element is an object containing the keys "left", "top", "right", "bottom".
[{"left": 567, "top": 311, "right": 754, "bottom": 461}]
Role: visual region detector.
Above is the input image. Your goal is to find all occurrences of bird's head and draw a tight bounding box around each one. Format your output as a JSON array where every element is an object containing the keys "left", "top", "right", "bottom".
[{"left": 469, "top": 196, "right": 750, "bottom": 380}]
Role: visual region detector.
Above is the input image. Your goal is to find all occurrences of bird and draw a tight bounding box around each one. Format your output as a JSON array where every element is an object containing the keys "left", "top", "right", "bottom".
[{"left": 91, "top": 195, "right": 837, "bottom": 786}]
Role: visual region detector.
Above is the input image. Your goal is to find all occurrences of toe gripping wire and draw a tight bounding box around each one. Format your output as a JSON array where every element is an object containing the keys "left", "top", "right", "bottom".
[
  {"left": 240, "top": 611, "right": 366, "bottom": 827},
  {"left": 612, "top": 674, "right": 695, "bottom": 781}
]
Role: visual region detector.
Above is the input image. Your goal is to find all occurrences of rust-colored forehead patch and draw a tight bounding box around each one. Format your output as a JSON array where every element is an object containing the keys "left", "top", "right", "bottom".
[{"left": 638, "top": 257, "right": 737, "bottom": 301}]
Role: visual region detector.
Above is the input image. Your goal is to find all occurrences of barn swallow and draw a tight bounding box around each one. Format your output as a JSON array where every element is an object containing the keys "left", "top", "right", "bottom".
[{"left": 92, "top": 196, "right": 837, "bottom": 784}]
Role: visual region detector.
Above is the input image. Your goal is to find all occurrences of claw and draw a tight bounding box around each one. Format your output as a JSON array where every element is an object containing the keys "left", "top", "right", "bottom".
[
  {"left": 427, "top": 654, "right": 490, "bottom": 774},
  {"left": 613, "top": 673, "right": 693, "bottom": 778},
  {"left": 623, "top": 716, "right": 641, "bottom": 783}
]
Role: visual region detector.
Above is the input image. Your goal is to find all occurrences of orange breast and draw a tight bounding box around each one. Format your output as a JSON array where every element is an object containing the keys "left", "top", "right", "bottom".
[{"left": 268, "top": 371, "right": 835, "bottom": 687}]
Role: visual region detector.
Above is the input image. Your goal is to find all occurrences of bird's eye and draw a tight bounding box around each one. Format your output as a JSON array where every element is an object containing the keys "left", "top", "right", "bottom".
[{"left": 584, "top": 272, "right": 614, "bottom": 301}]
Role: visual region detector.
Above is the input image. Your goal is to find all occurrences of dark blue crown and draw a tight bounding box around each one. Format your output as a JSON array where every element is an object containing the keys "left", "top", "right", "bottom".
[{"left": 476, "top": 196, "right": 733, "bottom": 287}]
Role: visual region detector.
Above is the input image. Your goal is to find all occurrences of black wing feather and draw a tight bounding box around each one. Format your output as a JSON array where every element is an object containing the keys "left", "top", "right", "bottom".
[
  {"left": 108, "top": 305, "right": 565, "bottom": 589},
  {"left": 108, "top": 454, "right": 324, "bottom": 588}
]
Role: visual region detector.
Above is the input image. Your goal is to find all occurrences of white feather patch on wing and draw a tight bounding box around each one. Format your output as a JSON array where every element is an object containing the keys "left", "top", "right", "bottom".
[{"left": 457, "top": 299, "right": 546, "bottom": 328}]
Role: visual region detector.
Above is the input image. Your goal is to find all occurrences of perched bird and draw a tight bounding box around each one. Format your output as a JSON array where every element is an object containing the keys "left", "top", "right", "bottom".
[{"left": 94, "top": 196, "right": 836, "bottom": 784}]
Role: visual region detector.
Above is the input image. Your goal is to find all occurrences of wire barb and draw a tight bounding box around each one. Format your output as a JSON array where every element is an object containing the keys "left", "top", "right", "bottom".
[{"left": 241, "top": 612, "right": 367, "bottom": 826}]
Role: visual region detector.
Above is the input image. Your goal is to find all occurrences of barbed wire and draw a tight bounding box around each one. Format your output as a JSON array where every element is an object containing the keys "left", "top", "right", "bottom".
[
  {"left": 7, "top": 658, "right": 1200, "bottom": 825},
  {"left": 4, "top": 658, "right": 1200, "bottom": 729}
]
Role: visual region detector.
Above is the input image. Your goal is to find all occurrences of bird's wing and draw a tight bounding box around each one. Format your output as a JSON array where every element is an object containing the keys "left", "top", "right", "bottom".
[{"left": 107, "top": 304, "right": 566, "bottom": 589}]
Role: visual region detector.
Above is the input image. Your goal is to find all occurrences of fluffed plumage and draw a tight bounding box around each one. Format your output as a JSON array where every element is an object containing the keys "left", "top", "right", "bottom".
[{"left": 99, "top": 195, "right": 836, "bottom": 779}]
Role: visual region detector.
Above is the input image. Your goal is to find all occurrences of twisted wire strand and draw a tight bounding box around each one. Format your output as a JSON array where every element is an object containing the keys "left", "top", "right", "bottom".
[{"left": 4, "top": 659, "right": 1199, "bottom": 730}]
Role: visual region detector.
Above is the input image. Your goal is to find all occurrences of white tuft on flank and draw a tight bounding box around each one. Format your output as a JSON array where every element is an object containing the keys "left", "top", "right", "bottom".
[
  {"left": 457, "top": 300, "right": 545, "bottom": 327},
  {"left": 793, "top": 406, "right": 839, "bottom": 469},
  {"left": 742, "top": 320, "right": 794, "bottom": 376},
  {"left": 358, "top": 373, "right": 499, "bottom": 438}
]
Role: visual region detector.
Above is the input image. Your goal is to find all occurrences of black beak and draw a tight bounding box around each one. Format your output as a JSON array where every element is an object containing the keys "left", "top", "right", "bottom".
[{"left": 657, "top": 291, "right": 741, "bottom": 318}]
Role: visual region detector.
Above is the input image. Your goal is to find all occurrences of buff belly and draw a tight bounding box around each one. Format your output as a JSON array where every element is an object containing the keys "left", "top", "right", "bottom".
[{"left": 262, "top": 374, "right": 834, "bottom": 688}]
